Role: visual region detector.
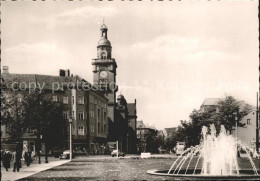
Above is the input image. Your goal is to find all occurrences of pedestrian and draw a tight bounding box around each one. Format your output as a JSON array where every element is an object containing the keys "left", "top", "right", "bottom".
[
  {"left": 2, "top": 149, "right": 11, "bottom": 171},
  {"left": 13, "top": 150, "right": 22, "bottom": 172},
  {"left": 31, "top": 151, "right": 35, "bottom": 161},
  {"left": 237, "top": 149, "right": 241, "bottom": 159},
  {"left": 24, "top": 151, "right": 31, "bottom": 167}
]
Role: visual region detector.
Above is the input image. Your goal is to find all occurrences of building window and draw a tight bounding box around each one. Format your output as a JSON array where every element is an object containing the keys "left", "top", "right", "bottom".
[
  {"left": 91, "top": 125, "right": 95, "bottom": 133},
  {"left": 63, "top": 96, "right": 68, "bottom": 104},
  {"left": 90, "top": 110, "right": 93, "bottom": 118},
  {"left": 98, "top": 123, "right": 100, "bottom": 133},
  {"left": 78, "top": 125, "right": 84, "bottom": 135},
  {"left": 98, "top": 109, "right": 100, "bottom": 119},
  {"left": 72, "top": 96, "right": 75, "bottom": 104},
  {"left": 89, "top": 109, "right": 93, "bottom": 118},
  {"left": 63, "top": 111, "right": 68, "bottom": 120},
  {"left": 18, "top": 97, "right": 22, "bottom": 103},
  {"left": 78, "top": 96, "right": 84, "bottom": 104},
  {"left": 101, "top": 52, "right": 106, "bottom": 59},
  {"left": 247, "top": 119, "right": 251, "bottom": 125},
  {"left": 104, "top": 124, "right": 106, "bottom": 133},
  {"left": 104, "top": 112, "right": 106, "bottom": 120},
  {"left": 90, "top": 95, "right": 94, "bottom": 103},
  {"left": 52, "top": 95, "right": 58, "bottom": 102},
  {"left": 78, "top": 111, "right": 84, "bottom": 120}
]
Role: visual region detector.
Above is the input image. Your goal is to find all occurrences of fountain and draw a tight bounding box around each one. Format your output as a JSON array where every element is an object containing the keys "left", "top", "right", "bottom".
[{"left": 147, "top": 124, "right": 260, "bottom": 180}]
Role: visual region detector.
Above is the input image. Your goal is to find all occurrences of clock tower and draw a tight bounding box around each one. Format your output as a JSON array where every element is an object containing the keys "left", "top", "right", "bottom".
[{"left": 92, "top": 23, "right": 118, "bottom": 125}]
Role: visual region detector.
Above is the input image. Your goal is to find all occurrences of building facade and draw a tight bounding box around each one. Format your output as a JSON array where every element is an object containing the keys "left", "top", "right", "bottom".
[
  {"left": 1, "top": 68, "right": 108, "bottom": 154},
  {"left": 136, "top": 120, "right": 157, "bottom": 153}
]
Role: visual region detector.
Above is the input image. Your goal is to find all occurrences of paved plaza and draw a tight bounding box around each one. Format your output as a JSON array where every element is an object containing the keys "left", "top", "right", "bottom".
[{"left": 1, "top": 155, "right": 257, "bottom": 180}]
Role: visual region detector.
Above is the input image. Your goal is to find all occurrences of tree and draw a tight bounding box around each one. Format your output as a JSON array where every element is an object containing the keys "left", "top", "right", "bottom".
[
  {"left": 1, "top": 85, "right": 26, "bottom": 153},
  {"left": 173, "top": 96, "right": 253, "bottom": 148},
  {"left": 23, "top": 89, "right": 65, "bottom": 163},
  {"left": 216, "top": 96, "right": 252, "bottom": 134}
]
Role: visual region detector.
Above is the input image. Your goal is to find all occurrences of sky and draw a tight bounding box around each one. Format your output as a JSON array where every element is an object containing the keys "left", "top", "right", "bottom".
[{"left": 1, "top": 1, "right": 259, "bottom": 130}]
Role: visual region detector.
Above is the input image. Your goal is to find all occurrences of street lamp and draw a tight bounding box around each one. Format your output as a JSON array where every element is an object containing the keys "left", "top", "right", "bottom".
[
  {"left": 69, "top": 117, "right": 73, "bottom": 161},
  {"left": 233, "top": 112, "right": 238, "bottom": 148}
]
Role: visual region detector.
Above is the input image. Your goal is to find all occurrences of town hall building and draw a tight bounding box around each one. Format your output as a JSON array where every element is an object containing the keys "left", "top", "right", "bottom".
[{"left": 1, "top": 23, "right": 137, "bottom": 155}]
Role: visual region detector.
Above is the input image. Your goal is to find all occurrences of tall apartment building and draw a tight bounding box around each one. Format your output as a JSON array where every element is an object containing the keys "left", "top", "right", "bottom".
[{"left": 1, "top": 68, "right": 108, "bottom": 154}]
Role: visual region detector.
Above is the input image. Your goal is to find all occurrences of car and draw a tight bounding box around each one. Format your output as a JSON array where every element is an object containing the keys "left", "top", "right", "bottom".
[
  {"left": 59, "top": 150, "right": 75, "bottom": 159},
  {"left": 111, "top": 150, "right": 125, "bottom": 157},
  {"left": 52, "top": 147, "right": 62, "bottom": 158}
]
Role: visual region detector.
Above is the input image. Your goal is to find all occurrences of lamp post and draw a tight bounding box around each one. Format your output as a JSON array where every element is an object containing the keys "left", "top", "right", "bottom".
[
  {"left": 233, "top": 112, "right": 238, "bottom": 149},
  {"left": 127, "top": 133, "right": 129, "bottom": 154},
  {"left": 256, "top": 92, "right": 259, "bottom": 154},
  {"left": 69, "top": 117, "right": 73, "bottom": 161}
]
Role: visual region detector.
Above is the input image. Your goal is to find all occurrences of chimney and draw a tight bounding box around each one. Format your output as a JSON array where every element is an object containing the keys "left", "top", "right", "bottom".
[
  {"left": 65, "top": 69, "right": 70, "bottom": 77},
  {"left": 59, "top": 69, "right": 65, "bottom": 77},
  {"left": 2, "top": 66, "right": 9, "bottom": 74}
]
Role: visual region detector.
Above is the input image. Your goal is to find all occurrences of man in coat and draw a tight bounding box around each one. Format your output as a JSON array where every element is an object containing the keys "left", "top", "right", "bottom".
[
  {"left": 2, "top": 149, "right": 11, "bottom": 171},
  {"left": 13, "top": 150, "right": 22, "bottom": 172}
]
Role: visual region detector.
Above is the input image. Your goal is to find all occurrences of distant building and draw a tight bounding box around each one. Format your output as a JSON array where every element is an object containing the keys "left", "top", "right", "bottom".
[
  {"left": 127, "top": 100, "right": 137, "bottom": 154},
  {"left": 162, "top": 127, "right": 178, "bottom": 139},
  {"left": 115, "top": 95, "right": 137, "bottom": 154},
  {"left": 236, "top": 108, "right": 257, "bottom": 149},
  {"left": 136, "top": 120, "right": 157, "bottom": 153},
  {"left": 200, "top": 98, "right": 222, "bottom": 112}
]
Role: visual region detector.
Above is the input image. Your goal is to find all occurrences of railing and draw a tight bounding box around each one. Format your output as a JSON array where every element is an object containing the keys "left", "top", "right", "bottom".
[{"left": 92, "top": 58, "right": 116, "bottom": 63}]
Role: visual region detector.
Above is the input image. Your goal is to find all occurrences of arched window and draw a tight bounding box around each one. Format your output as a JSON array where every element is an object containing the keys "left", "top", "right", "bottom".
[{"left": 101, "top": 52, "right": 106, "bottom": 59}]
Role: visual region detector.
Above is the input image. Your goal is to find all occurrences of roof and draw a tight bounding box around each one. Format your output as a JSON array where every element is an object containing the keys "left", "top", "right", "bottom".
[
  {"left": 2, "top": 73, "right": 76, "bottom": 90},
  {"left": 137, "top": 120, "right": 145, "bottom": 128},
  {"left": 201, "top": 98, "right": 222, "bottom": 106},
  {"left": 1, "top": 73, "right": 107, "bottom": 100},
  {"left": 98, "top": 37, "right": 111, "bottom": 47},
  {"left": 127, "top": 103, "right": 136, "bottom": 116},
  {"left": 117, "top": 94, "right": 125, "bottom": 100},
  {"left": 100, "top": 24, "right": 108, "bottom": 30},
  {"left": 164, "top": 127, "right": 177, "bottom": 136}
]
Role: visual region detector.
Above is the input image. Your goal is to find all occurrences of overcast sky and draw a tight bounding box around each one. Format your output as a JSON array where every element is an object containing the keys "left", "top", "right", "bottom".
[{"left": 1, "top": 1, "right": 258, "bottom": 130}]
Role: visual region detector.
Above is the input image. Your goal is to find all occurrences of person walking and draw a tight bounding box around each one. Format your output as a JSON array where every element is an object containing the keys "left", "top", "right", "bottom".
[
  {"left": 2, "top": 149, "right": 11, "bottom": 171},
  {"left": 24, "top": 151, "right": 32, "bottom": 167},
  {"left": 13, "top": 150, "right": 22, "bottom": 172}
]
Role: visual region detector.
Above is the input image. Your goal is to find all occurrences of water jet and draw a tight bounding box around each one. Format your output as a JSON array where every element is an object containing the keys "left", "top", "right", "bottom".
[{"left": 147, "top": 124, "right": 260, "bottom": 180}]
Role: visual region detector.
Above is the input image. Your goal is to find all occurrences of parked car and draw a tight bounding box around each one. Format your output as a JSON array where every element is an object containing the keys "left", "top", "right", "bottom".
[
  {"left": 111, "top": 150, "right": 125, "bottom": 157},
  {"left": 52, "top": 147, "right": 63, "bottom": 158},
  {"left": 59, "top": 150, "right": 75, "bottom": 159}
]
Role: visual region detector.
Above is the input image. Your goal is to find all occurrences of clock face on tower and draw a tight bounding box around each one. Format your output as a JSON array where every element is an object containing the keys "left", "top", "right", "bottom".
[{"left": 100, "top": 70, "right": 108, "bottom": 79}]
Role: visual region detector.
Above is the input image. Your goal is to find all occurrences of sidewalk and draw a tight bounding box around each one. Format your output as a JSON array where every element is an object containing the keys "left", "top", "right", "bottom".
[{"left": 1, "top": 159, "right": 70, "bottom": 181}]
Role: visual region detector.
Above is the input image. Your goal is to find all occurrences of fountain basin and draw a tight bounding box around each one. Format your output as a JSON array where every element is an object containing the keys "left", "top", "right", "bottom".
[{"left": 147, "top": 169, "right": 260, "bottom": 180}]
